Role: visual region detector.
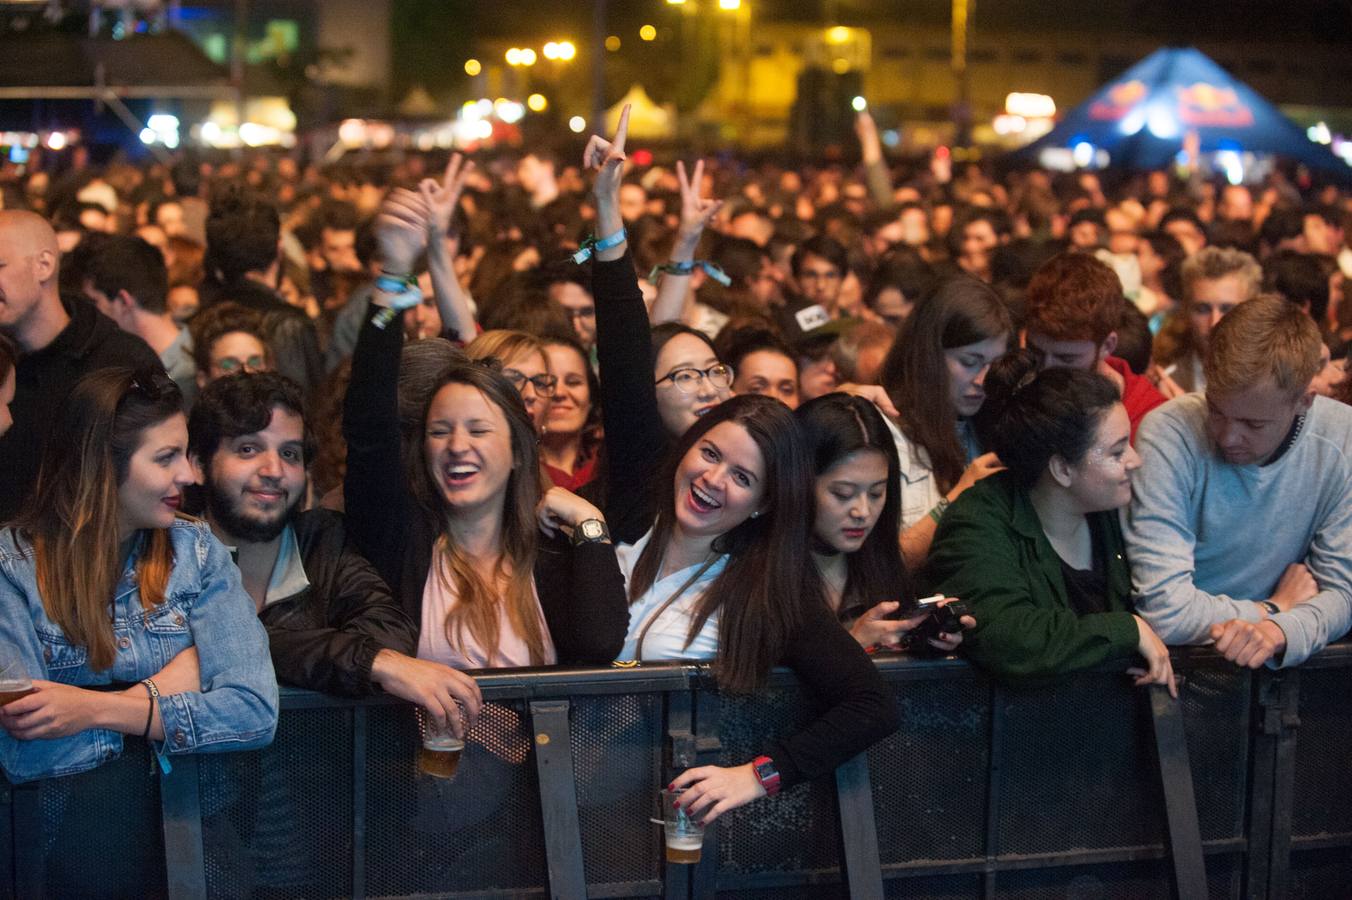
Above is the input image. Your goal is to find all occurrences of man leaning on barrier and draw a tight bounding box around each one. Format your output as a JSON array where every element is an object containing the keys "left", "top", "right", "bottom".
[
  {"left": 1124, "top": 294, "right": 1352, "bottom": 668},
  {"left": 187, "top": 371, "right": 483, "bottom": 724}
]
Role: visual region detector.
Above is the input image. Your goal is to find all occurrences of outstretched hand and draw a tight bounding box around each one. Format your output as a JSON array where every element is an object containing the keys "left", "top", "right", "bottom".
[
  {"left": 675, "top": 159, "right": 723, "bottom": 242},
  {"left": 374, "top": 187, "right": 431, "bottom": 275},
  {"left": 420, "top": 152, "right": 475, "bottom": 237},
  {"left": 585, "top": 103, "right": 631, "bottom": 204}
]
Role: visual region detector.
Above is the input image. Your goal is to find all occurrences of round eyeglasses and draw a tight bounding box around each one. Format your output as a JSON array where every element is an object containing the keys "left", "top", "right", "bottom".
[{"left": 655, "top": 363, "right": 735, "bottom": 395}]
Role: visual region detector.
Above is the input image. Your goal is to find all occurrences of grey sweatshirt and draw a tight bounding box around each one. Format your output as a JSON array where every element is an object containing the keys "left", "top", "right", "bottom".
[{"left": 1123, "top": 393, "right": 1352, "bottom": 667}]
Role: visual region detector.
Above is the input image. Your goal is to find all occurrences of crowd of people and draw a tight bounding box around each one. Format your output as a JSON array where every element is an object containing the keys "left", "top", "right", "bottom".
[{"left": 0, "top": 104, "right": 1350, "bottom": 830}]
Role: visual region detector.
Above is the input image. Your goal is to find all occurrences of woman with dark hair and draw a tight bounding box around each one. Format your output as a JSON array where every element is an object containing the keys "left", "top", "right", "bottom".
[
  {"left": 541, "top": 334, "right": 604, "bottom": 491},
  {"left": 796, "top": 393, "right": 972, "bottom": 650},
  {"left": 0, "top": 367, "right": 278, "bottom": 782},
  {"left": 1135, "top": 231, "right": 1185, "bottom": 326},
  {"left": 0, "top": 335, "right": 14, "bottom": 439},
  {"left": 585, "top": 111, "right": 897, "bottom": 827},
  {"left": 878, "top": 274, "right": 1011, "bottom": 568},
  {"left": 343, "top": 189, "right": 627, "bottom": 735},
  {"left": 923, "top": 350, "right": 1175, "bottom": 688}
]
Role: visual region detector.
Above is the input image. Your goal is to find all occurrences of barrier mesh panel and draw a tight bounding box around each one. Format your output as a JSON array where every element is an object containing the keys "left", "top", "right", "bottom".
[
  {"left": 714, "top": 685, "right": 843, "bottom": 880},
  {"left": 997, "top": 673, "right": 1166, "bottom": 854},
  {"left": 870, "top": 676, "right": 990, "bottom": 864},
  {"left": 199, "top": 706, "right": 354, "bottom": 900},
  {"left": 1179, "top": 667, "right": 1250, "bottom": 843},
  {"left": 35, "top": 740, "right": 166, "bottom": 899},
  {"left": 363, "top": 700, "right": 548, "bottom": 895},
  {"left": 1285, "top": 847, "right": 1352, "bottom": 899},
  {"left": 570, "top": 692, "right": 663, "bottom": 890},
  {"left": 994, "top": 859, "right": 1171, "bottom": 899},
  {"left": 1290, "top": 669, "right": 1352, "bottom": 841},
  {"left": 884, "top": 873, "right": 983, "bottom": 898}
]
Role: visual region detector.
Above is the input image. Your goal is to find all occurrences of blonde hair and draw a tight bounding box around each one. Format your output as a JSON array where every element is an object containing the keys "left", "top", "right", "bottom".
[
  {"left": 1205, "top": 294, "right": 1321, "bottom": 399},
  {"left": 1181, "top": 246, "right": 1262, "bottom": 303},
  {"left": 465, "top": 329, "right": 548, "bottom": 370}
]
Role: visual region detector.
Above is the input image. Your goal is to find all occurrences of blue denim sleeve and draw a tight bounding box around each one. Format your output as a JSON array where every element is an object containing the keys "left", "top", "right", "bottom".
[
  {"left": 154, "top": 529, "right": 278, "bottom": 756},
  {"left": 0, "top": 553, "right": 123, "bottom": 783}
]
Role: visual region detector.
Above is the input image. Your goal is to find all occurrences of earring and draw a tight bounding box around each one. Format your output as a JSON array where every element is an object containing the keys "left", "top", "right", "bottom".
[{"left": 750, "top": 510, "right": 762, "bottom": 519}]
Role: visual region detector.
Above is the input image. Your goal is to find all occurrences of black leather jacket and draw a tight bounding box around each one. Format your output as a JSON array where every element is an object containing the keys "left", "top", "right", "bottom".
[{"left": 258, "top": 509, "right": 417, "bottom": 697}]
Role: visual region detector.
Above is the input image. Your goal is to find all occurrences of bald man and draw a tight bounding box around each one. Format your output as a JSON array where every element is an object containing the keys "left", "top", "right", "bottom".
[{"left": 0, "top": 210, "right": 161, "bottom": 519}]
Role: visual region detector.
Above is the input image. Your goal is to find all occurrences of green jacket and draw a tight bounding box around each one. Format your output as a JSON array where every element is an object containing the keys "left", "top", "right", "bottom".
[{"left": 922, "top": 471, "right": 1140, "bottom": 681}]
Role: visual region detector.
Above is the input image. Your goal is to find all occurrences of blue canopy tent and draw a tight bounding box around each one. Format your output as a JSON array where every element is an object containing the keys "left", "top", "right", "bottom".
[{"left": 1007, "top": 47, "right": 1350, "bottom": 180}]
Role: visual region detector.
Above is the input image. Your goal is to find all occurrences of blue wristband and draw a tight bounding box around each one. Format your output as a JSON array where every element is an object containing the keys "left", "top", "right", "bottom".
[
  {"left": 647, "top": 260, "right": 731, "bottom": 287},
  {"left": 572, "top": 228, "right": 627, "bottom": 264}
]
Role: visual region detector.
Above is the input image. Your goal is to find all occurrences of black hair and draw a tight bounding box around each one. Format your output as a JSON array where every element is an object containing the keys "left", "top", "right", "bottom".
[
  {"left": 716, "top": 325, "right": 796, "bottom": 376},
  {"left": 188, "top": 372, "right": 316, "bottom": 469},
  {"left": 795, "top": 393, "right": 911, "bottom": 620},
  {"left": 205, "top": 185, "right": 281, "bottom": 282},
  {"left": 1264, "top": 250, "right": 1333, "bottom": 324},
  {"left": 1114, "top": 304, "right": 1153, "bottom": 376},
  {"left": 981, "top": 349, "right": 1121, "bottom": 488},
  {"left": 651, "top": 322, "right": 720, "bottom": 372},
  {"left": 791, "top": 234, "right": 849, "bottom": 279},
  {"left": 85, "top": 235, "right": 169, "bottom": 314}
]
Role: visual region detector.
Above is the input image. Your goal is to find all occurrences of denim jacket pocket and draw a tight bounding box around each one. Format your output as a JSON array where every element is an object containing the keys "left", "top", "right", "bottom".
[
  {"left": 143, "top": 596, "right": 195, "bottom": 635},
  {"left": 34, "top": 628, "right": 89, "bottom": 675}
]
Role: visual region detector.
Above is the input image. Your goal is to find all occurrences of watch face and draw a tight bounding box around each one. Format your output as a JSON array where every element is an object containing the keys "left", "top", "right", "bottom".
[{"left": 580, "top": 520, "right": 604, "bottom": 540}]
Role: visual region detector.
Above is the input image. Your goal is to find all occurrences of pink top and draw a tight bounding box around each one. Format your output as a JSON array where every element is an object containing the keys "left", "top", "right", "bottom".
[{"left": 415, "top": 550, "right": 557, "bottom": 669}]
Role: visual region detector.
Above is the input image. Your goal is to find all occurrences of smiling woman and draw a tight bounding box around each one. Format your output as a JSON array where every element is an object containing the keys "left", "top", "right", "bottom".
[
  {"left": 0, "top": 367, "right": 278, "bottom": 783},
  {"left": 343, "top": 196, "right": 628, "bottom": 680}
]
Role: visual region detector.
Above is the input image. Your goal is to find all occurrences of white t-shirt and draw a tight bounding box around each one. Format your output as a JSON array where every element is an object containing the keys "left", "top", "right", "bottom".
[{"left": 616, "top": 529, "right": 726, "bottom": 662}]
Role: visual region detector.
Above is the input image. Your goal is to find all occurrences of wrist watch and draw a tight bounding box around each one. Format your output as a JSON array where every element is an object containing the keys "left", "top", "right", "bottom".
[
  {"left": 1259, "top": 600, "right": 1281, "bottom": 617},
  {"left": 572, "top": 518, "right": 610, "bottom": 546},
  {"left": 751, "top": 755, "right": 781, "bottom": 796}
]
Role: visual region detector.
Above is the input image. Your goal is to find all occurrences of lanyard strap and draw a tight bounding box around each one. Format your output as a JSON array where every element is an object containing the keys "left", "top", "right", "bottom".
[{"left": 633, "top": 556, "right": 717, "bottom": 661}]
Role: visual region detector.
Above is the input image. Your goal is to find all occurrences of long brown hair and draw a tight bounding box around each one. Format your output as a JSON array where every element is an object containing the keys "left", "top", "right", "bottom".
[
  {"left": 405, "top": 361, "right": 548, "bottom": 666},
  {"left": 628, "top": 394, "right": 823, "bottom": 693},
  {"left": 12, "top": 368, "right": 183, "bottom": 671},
  {"left": 879, "top": 275, "right": 1011, "bottom": 493}
]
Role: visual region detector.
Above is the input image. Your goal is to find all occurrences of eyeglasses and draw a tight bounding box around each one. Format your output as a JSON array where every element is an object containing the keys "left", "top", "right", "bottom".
[
  {"left": 214, "top": 355, "right": 267, "bottom": 374},
  {"left": 656, "top": 364, "right": 734, "bottom": 395},
  {"left": 563, "top": 307, "right": 595, "bottom": 321},
  {"left": 503, "top": 368, "right": 558, "bottom": 397}
]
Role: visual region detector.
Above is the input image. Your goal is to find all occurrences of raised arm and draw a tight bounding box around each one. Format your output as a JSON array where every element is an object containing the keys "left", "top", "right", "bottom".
[
  {"left": 855, "top": 110, "right": 894, "bottom": 210},
  {"left": 649, "top": 159, "right": 724, "bottom": 326},
  {"left": 586, "top": 106, "right": 670, "bottom": 541},
  {"left": 342, "top": 190, "right": 426, "bottom": 577},
  {"left": 421, "top": 153, "right": 479, "bottom": 344}
]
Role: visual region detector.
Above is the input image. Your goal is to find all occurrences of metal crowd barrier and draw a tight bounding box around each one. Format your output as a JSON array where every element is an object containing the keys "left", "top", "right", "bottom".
[{"left": 2, "top": 644, "right": 1350, "bottom": 899}]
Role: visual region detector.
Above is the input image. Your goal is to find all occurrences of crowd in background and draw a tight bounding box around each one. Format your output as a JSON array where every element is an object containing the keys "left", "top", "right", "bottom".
[{"left": 0, "top": 106, "right": 1349, "bottom": 825}]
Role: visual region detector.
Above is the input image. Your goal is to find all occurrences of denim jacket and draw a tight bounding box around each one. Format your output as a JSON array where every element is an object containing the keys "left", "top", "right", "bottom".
[{"left": 0, "top": 519, "right": 279, "bottom": 783}]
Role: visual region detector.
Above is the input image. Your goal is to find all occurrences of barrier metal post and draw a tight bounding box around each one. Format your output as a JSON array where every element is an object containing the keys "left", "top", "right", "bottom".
[
  {"left": 665, "top": 687, "right": 695, "bottom": 900},
  {"left": 9, "top": 783, "right": 39, "bottom": 900},
  {"left": 351, "top": 705, "right": 368, "bottom": 900},
  {"left": 529, "top": 699, "right": 588, "bottom": 900},
  {"left": 1265, "top": 670, "right": 1301, "bottom": 900},
  {"left": 834, "top": 753, "right": 884, "bottom": 900},
  {"left": 1246, "top": 670, "right": 1282, "bottom": 900},
  {"left": 690, "top": 680, "right": 723, "bottom": 899},
  {"left": 159, "top": 753, "right": 207, "bottom": 900},
  {"left": 1148, "top": 683, "right": 1209, "bottom": 899}
]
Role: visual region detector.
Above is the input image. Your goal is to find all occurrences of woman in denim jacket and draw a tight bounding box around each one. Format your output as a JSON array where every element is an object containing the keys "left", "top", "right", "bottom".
[{"left": 0, "top": 367, "right": 278, "bottom": 783}]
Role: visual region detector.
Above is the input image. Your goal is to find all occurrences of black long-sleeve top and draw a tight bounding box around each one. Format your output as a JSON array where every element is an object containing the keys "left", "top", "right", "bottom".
[
  {"left": 342, "top": 305, "right": 628, "bottom": 666},
  {"left": 591, "top": 250, "right": 899, "bottom": 788}
]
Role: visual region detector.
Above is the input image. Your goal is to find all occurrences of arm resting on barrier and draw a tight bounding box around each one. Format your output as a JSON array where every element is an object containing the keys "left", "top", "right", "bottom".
[
  {"left": 765, "top": 602, "right": 901, "bottom": 789},
  {"left": 925, "top": 476, "right": 1140, "bottom": 679}
]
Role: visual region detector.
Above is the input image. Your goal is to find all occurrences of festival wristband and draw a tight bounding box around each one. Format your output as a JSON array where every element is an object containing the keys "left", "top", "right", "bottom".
[
  {"left": 372, "top": 275, "right": 425, "bottom": 330},
  {"left": 571, "top": 228, "right": 627, "bottom": 264},
  {"left": 647, "top": 260, "right": 731, "bottom": 287}
]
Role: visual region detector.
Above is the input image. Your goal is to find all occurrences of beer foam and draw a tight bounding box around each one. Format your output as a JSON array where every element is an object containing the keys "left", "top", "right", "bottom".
[
  {"left": 423, "top": 735, "right": 465, "bottom": 751},
  {"left": 665, "top": 835, "right": 703, "bottom": 850}
]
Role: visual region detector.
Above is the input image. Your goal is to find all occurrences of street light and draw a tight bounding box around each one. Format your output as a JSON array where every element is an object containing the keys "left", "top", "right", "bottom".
[
  {"left": 718, "top": 0, "right": 741, "bottom": 9},
  {"left": 527, "top": 93, "right": 548, "bottom": 112},
  {"left": 639, "top": 24, "right": 657, "bottom": 41},
  {"left": 569, "top": 116, "right": 586, "bottom": 133},
  {"left": 557, "top": 41, "right": 576, "bottom": 60},
  {"left": 464, "top": 59, "right": 481, "bottom": 76}
]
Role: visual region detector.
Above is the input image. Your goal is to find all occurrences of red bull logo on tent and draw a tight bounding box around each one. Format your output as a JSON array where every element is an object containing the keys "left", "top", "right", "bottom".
[
  {"left": 1088, "top": 80, "right": 1147, "bottom": 121},
  {"left": 1176, "top": 83, "right": 1253, "bottom": 127}
]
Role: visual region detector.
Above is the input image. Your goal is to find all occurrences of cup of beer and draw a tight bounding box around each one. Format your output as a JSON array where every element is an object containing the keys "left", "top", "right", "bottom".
[
  {"left": 416, "top": 713, "right": 465, "bottom": 780},
  {"left": 0, "top": 651, "right": 32, "bottom": 707},
  {"left": 660, "top": 788, "right": 705, "bottom": 864}
]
